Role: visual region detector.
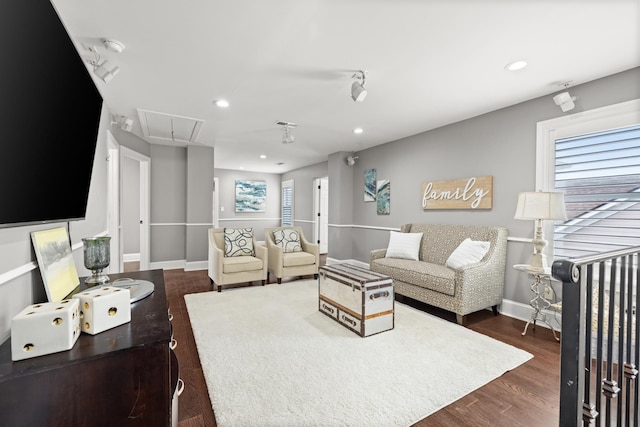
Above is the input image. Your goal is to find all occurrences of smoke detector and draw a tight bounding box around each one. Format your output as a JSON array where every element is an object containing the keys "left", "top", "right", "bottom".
[{"left": 102, "top": 39, "right": 125, "bottom": 53}]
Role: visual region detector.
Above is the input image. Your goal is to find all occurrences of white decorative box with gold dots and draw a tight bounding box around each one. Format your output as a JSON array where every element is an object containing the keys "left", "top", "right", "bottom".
[
  {"left": 72, "top": 286, "right": 131, "bottom": 335},
  {"left": 11, "top": 299, "right": 81, "bottom": 361}
]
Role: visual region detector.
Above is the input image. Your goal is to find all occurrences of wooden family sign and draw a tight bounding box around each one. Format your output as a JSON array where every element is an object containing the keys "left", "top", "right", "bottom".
[{"left": 421, "top": 176, "right": 493, "bottom": 210}]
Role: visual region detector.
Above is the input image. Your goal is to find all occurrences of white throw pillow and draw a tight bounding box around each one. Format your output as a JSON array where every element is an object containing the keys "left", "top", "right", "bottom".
[
  {"left": 385, "top": 231, "right": 423, "bottom": 261},
  {"left": 446, "top": 238, "right": 491, "bottom": 269}
]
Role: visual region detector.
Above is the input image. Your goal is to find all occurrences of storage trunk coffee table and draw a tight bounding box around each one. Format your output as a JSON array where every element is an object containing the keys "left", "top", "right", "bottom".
[{"left": 318, "top": 263, "right": 394, "bottom": 337}]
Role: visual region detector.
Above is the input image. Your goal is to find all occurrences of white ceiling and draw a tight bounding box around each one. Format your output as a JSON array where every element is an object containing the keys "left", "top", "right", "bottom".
[{"left": 51, "top": 0, "right": 639, "bottom": 174}]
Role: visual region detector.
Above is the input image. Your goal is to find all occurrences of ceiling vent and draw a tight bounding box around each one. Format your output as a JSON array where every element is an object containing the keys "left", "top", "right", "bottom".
[{"left": 137, "top": 109, "right": 204, "bottom": 145}]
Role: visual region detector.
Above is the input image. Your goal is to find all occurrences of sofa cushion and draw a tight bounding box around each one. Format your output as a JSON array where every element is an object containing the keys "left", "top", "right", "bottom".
[
  {"left": 272, "top": 228, "right": 303, "bottom": 253},
  {"left": 224, "top": 228, "right": 255, "bottom": 257},
  {"left": 371, "top": 257, "right": 456, "bottom": 296},
  {"left": 222, "top": 255, "right": 263, "bottom": 273},
  {"left": 446, "top": 238, "right": 490, "bottom": 269},
  {"left": 385, "top": 231, "right": 423, "bottom": 261},
  {"left": 282, "top": 251, "right": 315, "bottom": 267}
]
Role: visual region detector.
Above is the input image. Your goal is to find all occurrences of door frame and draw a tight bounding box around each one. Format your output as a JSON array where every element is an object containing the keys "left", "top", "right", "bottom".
[
  {"left": 313, "top": 176, "right": 329, "bottom": 254},
  {"left": 119, "top": 146, "right": 151, "bottom": 271}
]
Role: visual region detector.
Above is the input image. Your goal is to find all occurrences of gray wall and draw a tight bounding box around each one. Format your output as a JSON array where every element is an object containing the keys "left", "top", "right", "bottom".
[
  {"left": 215, "top": 169, "right": 282, "bottom": 242},
  {"left": 186, "top": 145, "right": 215, "bottom": 265},
  {"left": 150, "top": 145, "right": 187, "bottom": 263},
  {"left": 282, "top": 161, "right": 328, "bottom": 240},
  {"left": 344, "top": 67, "right": 640, "bottom": 306}
]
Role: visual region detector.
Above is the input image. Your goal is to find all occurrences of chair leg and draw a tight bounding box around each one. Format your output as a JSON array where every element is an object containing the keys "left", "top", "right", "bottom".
[
  {"left": 217, "top": 285, "right": 222, "bottom": 293},
  {"left": 262, "top": 280, "right": 266, "bottom": 286},
  {"left": 313, "top": 274, "right": 319, "bottom": 280},
  {"left": 456, "top": 313, "right": 466, "bottom": 326},
  {"left": 277, "top": 278, "right": 282, "bottom": 284},
  {"left": 492, "top": 305, "right": 499, "bottom": 316}
]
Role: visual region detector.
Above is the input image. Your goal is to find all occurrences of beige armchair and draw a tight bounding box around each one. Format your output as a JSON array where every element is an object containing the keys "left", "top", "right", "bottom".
[
  {"left": 208, "top": 228, "right": 268, "bottom": 292},
  {"left": 264, "top": 226, "right": 319, "bottom": 284}
]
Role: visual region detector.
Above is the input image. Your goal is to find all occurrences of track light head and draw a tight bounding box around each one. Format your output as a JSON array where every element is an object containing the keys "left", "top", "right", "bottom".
[
  {"left": 346, "top": 155, "right": 359, "bottom": 166},
  {"left": 276, "top": 121, "right": 297, "bottom": 144},
  {"left": 351, "top": 70, "right": 368, "bottom": 102},
  {"left": 553, "top": 91, "right": 577, "bottom": 112},
  {"left": 111, "top": 115, "right": 133, "bottom": 132}
]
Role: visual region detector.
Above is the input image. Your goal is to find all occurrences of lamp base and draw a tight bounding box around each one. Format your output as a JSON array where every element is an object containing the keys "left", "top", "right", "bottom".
[{"left": 528, "top": 253, "right": 549, "bottom": 273}]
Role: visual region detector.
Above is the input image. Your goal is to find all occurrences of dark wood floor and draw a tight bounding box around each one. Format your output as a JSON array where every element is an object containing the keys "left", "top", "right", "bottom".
[{"left": 126, "top": 262, "right": 560, "bottom": 426}]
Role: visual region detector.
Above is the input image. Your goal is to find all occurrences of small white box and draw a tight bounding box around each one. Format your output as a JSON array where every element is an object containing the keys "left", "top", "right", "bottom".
[
  {"left": 11, "top": 299, "right": 81, "bottom": 361},
  {"left": 73, "top": 286, "right": 131, "bottom": 335}
]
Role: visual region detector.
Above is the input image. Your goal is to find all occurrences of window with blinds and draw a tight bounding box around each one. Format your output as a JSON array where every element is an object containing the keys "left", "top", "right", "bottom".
[
  {"left": 281, "top": 180, "right": 294, "bottom": 226},
  {"left": 554, "top": 125, "right": 640, "bottom": 259}
]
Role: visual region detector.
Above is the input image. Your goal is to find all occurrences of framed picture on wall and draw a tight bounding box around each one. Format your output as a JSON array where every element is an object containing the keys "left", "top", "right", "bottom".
[
  {"left": 377, "top": 180, "right": 390, "bottom": 215},
  {"left": 365, "top": 168, "right": 376, "bottom": 202},
  {"left": 235, "top": 180, "right": 267, "bottom": 212}
]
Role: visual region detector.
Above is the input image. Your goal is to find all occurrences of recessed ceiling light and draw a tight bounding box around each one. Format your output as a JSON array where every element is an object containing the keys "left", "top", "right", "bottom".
[
  {"left": 353, "top": 128, "right": 364, "bottom": 134},
  {"left": 504, "top": 60, "right": 527, "bottom": 71},
  {"left": 260, "top": 154, "right": 267, "bottom": 159},
  {"left": 214, "top": 99, "right": 229, "bottom": 108}
]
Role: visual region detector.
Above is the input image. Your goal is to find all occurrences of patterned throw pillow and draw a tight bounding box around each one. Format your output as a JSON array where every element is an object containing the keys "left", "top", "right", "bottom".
[
  {"left": 223, "top": 228, "right": 255, "bottom": 257},
  {"left": 272, "top": 229, "right": 303, "bottom": 253}
]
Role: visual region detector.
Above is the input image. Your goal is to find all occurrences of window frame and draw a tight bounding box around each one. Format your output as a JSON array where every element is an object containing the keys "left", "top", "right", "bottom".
[
  {"left": 536, "top": 99, "right": 640, "bottom": 260},
  {"left": 281, "top": 179, "right": 294, "bottom": 226}
]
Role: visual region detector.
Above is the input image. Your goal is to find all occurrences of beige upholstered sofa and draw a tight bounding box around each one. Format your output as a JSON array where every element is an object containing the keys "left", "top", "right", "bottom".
[
  {"left": 208, "top": 228, "right": 268, "bottom": 292},
  {"left": 264, "top": 226, "right": 319, "bottom": 284},
  {"left": 370, "top": 223, "right": 508, "bottom": 325}
]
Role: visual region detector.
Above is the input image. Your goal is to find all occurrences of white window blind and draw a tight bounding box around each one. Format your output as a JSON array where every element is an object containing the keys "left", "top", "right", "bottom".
[
  {"left": 281, "top": 180, "right": 294, "bottom": 226},
  {"left": 554, "top": 125, "right": 640, "bottom": 259}
]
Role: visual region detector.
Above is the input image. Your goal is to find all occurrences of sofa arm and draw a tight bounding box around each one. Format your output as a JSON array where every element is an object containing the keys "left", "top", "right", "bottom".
[
  {"left": 370, "top": 248, "right": 387, "bottom": 263},
  {"left": 453, "top": 255, "right": 506, "bottom": 314}
]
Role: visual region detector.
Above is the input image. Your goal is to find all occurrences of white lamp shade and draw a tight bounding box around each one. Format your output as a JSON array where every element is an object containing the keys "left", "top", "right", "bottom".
[{"left": 514, "top": 191, "right": 568, "bottom": 221}]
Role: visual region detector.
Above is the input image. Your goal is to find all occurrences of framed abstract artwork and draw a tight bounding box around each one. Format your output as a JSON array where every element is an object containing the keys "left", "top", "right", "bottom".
[
  {"left": 31, "top": 226, "right": 80, "bottom": 302},
  {"left": 377, "top": 180, "right": 390, "bottom": 215},
  {"left": 364, "top": 168, "right": 376, "bottom": 202},
  {"left": 235, "top": 180, "right": 267, "bottom": 212}
]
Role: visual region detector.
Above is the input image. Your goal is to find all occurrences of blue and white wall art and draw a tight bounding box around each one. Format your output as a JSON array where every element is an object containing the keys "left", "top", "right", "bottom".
[
  {"left": 365, "top": 168, "right": 377, "bottom": 202},
  {"left": 376, "top": 179, "right": 390, "bottom": 215},
  {"left": 235, "top": 180, "right": 267, "bottom": 212}
]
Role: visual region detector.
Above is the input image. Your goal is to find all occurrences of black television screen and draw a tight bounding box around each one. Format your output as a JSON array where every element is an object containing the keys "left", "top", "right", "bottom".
[{"left": 0, "top": 0, "right": 103, "bottom": 228}]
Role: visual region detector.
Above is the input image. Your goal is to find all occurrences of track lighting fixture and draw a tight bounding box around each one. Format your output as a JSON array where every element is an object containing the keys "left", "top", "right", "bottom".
[
  {"left": 553, "top": 82, "right": 578, "bottom": 112},
  {"left": 92, "top": 59, "right": 120, "bottom": 83},
  {"left": 346, "top": 154, "right": 359, "bottom": 166},
  {"left": 351, "top": 70, "right": 368, "bottom": 102},
  {"left": 111, "top": 115, "right": 133, "bottom": 132},
  {"left": 276, "top": 121, "right": 298, "bottom": 144},
  {"left": 85, "top": 39, "right": 124, "bottom": 83}
]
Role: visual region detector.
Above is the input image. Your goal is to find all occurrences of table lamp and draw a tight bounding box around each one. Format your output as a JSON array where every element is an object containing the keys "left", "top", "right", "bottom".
[{"left": 514, "top": 191, "right": 567, "bottom": 272}]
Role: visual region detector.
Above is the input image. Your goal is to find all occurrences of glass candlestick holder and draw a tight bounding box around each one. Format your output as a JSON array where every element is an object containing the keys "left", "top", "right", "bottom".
[{"left": 82, "top": 236, "right": 111, "bottom": 285}]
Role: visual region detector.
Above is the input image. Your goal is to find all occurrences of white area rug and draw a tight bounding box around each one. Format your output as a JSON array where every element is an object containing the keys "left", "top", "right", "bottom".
[{"left": 185, "top": 279, "right": 532, "bottom": 427}]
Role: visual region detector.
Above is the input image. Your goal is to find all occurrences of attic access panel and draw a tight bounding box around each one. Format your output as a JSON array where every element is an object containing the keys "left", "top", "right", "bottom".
[{"left": 137, "top": 108, "right": 204, "bottom": 145}]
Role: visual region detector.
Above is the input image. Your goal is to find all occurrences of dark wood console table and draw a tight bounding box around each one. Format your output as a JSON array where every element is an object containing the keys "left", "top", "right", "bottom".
[{"left": 0, "top": 269, "right": 174, "bottom": 426}]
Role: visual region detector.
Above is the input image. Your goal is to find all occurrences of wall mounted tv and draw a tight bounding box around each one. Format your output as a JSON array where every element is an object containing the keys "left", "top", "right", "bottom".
[{"left": 0, "top": 0, "right": 103, "bottom": 228}]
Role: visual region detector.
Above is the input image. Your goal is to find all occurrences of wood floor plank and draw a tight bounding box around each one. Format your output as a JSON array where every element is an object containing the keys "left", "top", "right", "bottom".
[{"left": 125, "top": 261, "right": 560, "bottom": 426}]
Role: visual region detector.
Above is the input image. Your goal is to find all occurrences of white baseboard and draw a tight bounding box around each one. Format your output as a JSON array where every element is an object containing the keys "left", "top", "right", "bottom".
[
  {"left": 149, "top": 260, "right": 186, "bottom": 271},
  {"left": 123, "top": 253, "right": 141, "bottom": 263},
  {"left": 185, "top": 260, "right": 208, "bottom": 271}
]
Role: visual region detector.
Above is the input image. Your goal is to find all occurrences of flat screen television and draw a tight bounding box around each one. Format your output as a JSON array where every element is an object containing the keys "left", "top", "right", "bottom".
[{"left": 0, "top": 0, "right": 103, "bottom": 228}]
